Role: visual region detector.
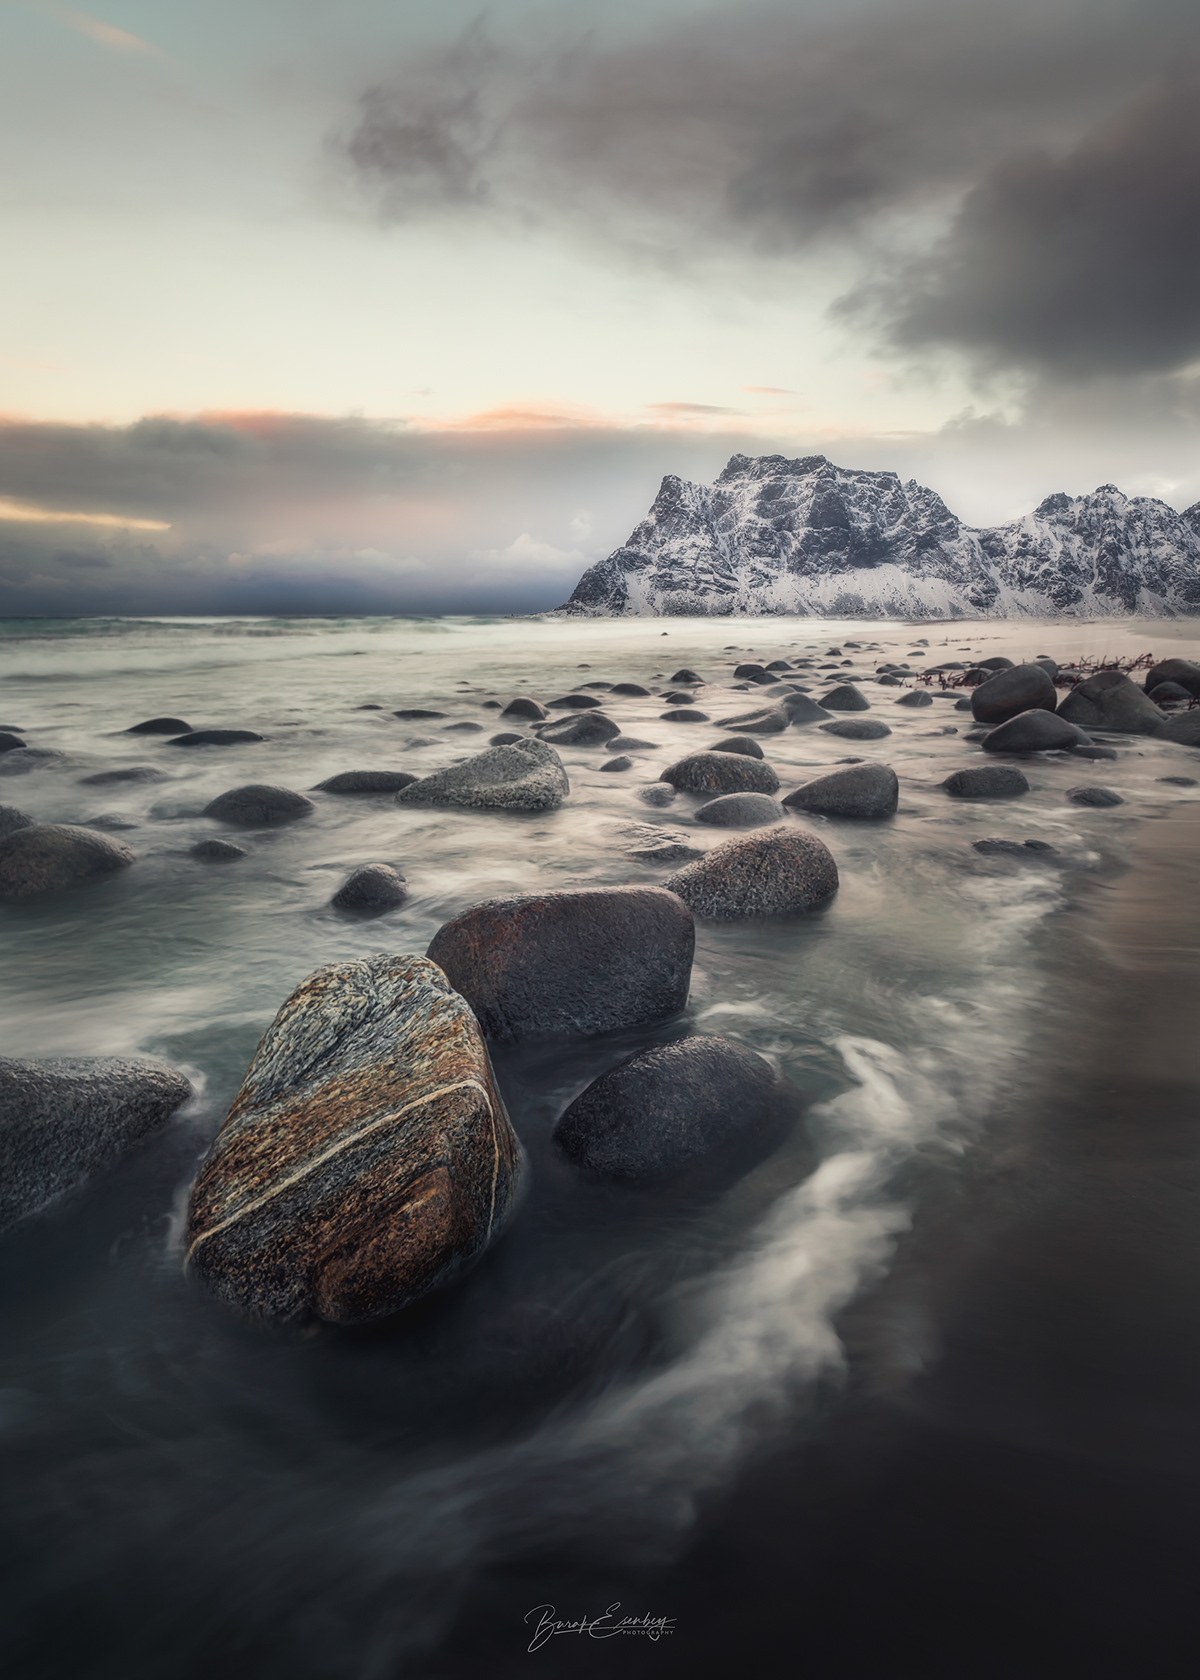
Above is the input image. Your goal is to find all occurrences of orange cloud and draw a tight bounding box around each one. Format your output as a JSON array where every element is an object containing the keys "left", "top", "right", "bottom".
[
  {"left": 44, "top": 5, "right": 158, "bottom": 55},
  {"left": 0, "top": 495, "right": 169, "bottom": 530}
]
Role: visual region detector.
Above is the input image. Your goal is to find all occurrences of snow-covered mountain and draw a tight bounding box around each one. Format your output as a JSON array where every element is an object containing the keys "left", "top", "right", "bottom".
[{"left": 559, "top": 454, "right": 1200, "bottom": 618}]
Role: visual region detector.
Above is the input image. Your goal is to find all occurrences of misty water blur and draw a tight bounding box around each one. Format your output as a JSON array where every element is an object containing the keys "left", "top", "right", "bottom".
[{"left": 1, "top": 611, "right": 1198, "bottom": 1678}]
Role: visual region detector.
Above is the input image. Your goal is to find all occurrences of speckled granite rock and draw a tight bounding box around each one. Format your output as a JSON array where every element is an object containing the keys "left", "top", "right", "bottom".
[
  {"left": 185, "top": 954, "right": 523, "bottom": 1324},
  {"left": 1057, "top": 671, "right": 1164, "bottom": 735},
  {"left": 553, "top": 1036, "right": 797, "bottom": 1186},
  {"left": 664, "top": 828, "right": 838, "bottom": 920},
  {"left": 313, "top": 771, "right": 418, "bottom": 794},
  {"left": 426, "top": 886, "right": 694, "bottom": 1044},
  {"left": 331, "top": 863, "right": 408, "bottom": 912},
  {"left": 695, "top": 792, "right": 786, "bottom": 827},
  {"left": 203, "top": 785, "right": 315, "bottom": 825},
  {"left": 396, "top": 738, "right": 569, "bottom": 812},
  {"left": 0, "top": 823, "right": 135, "bottom": 898},
  {"left": 0, "top": 804, "right": 34, "bottom": 838},
  {"left": 943, "top": 766, "right": 1030, "bottom": 798},
  {"left": 982, "top": 710, "right": 1090, "bottom": 753},
  {"left": 620, "top": 824, "right": 703, "bottom": 864},
  {"left": 783, "top": 763, "right": 899, "bottom": 819},
  {"left": 1, "top": 1056, "right": 190, "bottom": 1234},
  {"left": 660, "top": 751, "right": 780, "bottom": 796}
]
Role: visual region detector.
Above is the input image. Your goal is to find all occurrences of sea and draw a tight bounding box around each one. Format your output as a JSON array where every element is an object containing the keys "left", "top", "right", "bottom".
[{"left": 2, "top": 612, "right": 1199, "bottom": 1680}]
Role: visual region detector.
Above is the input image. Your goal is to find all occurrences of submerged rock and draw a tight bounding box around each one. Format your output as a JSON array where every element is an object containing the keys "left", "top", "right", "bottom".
[
  {"left": 819, "top": 719, "right": 891, "bottom": 741},
  {"left": 637, "top": 783, "right": 677, "bottom": 807},
  {"left": 536, "top": 711, "right": 621, "bottom": 747},
  {"left": 783, "top": 763, "right": 899, "bottom": 819},
  {"left": 780, "top": 693, "right": 834, "bottom": 725},
  {"left": 606, "top": 735, "right": 658, "bottom": 751},
  {"left": 600, "top": 756, "right": 633, "bottom": 772},
  {"left": 660, "top": 751, "right": 780, "bottom": 795},
  {"left": 547, "top": 693, "right": 601, "bottom": 710},
  {"left": 664, "top": 827, "right": 838, "bottom": 920},
  {"left": 203, "top": 785, "right": 315, "bottom": 826},
  {"left": 971, "top": 663, "right": 1057, "bottom": 725},
  {"left": 0, "top": 731, "right": 26, "bottom": 753},
  {"left": 1157, "top": 711, "right": 1200, "bottom": 747},
  {"left": 426, "top": 886, "right": 694, "bottom": 1044},
  {"left": 708, "top": 735, "right": 765, "bottom": 758},
  {"left": 670, "top": 669, "right": 704, "bottom": 684},
  {"left": 313, "top": 770, "right": 417, "bottom": 794},
  {"left": 620, "top": 824, "right": 703, "bottom": 864},
  {"left": 191, "top": 838, "right": 248, "bottom": 861},
  {"left": 974, "top": 838, "right": 1058, "bottom": 859},
  {"left": 695, "top": 792, "right": 786, "bottom": 827},
  {"left": 942, "top": 766, "right": 1030, "bottom": 799},
  {"left": 819, "top": 685, "right": 870, "bottom": 712},
  {"left": 396, "top": 738, "right": 569, "bottom": 812},
  {"left": 982, "top": 710, "right": 1091, "bottom": 754},
  {"left": 168, "top": 729, "right": 265, "bottom": 747},
  {"left": 500, "top": 697, "right": 549, "bottom": 720},
  {"left": 1066, "top": 785, "right": 1125, "bottom": 808},
  {"left": 127, "top": 717, "right": 191, "bottom": 735},
  {"left": 0, "top": 823, "right": 136, "bottom": 898},
  {"left": 895, "top": 690, "right": 933, "bottom": 708},
  {"left": 714, "top": 704, "right": 790, "bottom": 734},
  {"left": 659, "top": 708, "right": 709, "bottom": 723},
  {"left": 553, "top": 1036, "right": 797, "bottom": 1186},
  {"left": 331, "top": 863, "right": 408, "bottom": 912},
  {"left": 610, "top": 682, "right": 652, "bottom": 696},
  {"left": 185, "top": 955, "right": 523, "bottom": 1324},
  {"left": 489, "top": 732, "right": 523, "bottom": 746},
  {"left": 78, "top": 766, "right": 167, "bottom": 786},
  {"left": 0, "top": 1056, "right": 191, "bottom": 1234},
  {"left": 0, "top": 805, "right": 35, "bottom": 838},
  {"left": 0, "top": 749, "right": 66, "bottom": 776},
  {"left": 1057, "top": 671, "right": 1164, "bottom": 735}
]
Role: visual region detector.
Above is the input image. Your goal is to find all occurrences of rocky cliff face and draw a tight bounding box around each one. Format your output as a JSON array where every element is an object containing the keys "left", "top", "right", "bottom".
[{"left": 560, "top": 454, "right": 1200, "bottom": 618}]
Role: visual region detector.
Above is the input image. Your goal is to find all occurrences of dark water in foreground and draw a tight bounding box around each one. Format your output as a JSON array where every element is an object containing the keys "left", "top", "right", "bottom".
[{"left": 1, "top": 614, "right": 1198, "bottom": 1678}]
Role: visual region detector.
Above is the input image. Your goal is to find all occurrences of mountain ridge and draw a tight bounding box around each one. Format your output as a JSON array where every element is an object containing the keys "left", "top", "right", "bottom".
[{"left": 559, "top": 454, "right": 1200, "bottom": 618}]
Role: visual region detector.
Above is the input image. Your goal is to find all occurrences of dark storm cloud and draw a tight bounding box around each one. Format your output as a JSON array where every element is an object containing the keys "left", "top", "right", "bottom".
[
  {"left": 852, "top": 76, "right": 1200, "bottom": 377},
  {"left": 340, "top": 0, "right": 1200, "bottom": 378}
]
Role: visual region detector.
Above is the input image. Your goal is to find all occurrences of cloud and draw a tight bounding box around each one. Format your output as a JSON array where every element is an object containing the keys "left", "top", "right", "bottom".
[
  {"left": 646, "top": 402, "right": 743, "bottom": 415},
  {"left": 337, "top": 0, "right": 1200, "bottom": 382},
  {"left": 0, "top": 494, "right": 169, "bottom": 530},
  {"left": 45, "top": 4, "right": 158, "bottom": 56},
  {"left": 847, "top": 75, "right": 1200, "bottom": 379}
]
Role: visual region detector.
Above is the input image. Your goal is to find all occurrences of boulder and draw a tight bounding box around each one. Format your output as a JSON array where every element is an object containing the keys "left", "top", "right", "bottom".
[
  {"left": 660, "top": 751, "right": 781, "bottom": 796},
  {"left": 427, "top": 886, "right": 694, "bottom": 1044},
  {"left": 127, "top": 717, "right": 191, "bottom": 735},
  {"left": 662, "top": 691, "right": 698, "bottom": 705},
  {"left": 669, "top": 669, "right": 704, "bottom": 684},
  {"left": 783, "top": 764, "right": 899, "bottom": 819},
  {"left": 620, "top": 824, "right": 703, "bottom": 864},
  {"left": 1066, "top": 785, "right": 1124, "bottom": 808},
  {"left": 0, "top": 749, "right": 65, "bottom": 776},
  {"left": 0, "top": 823, "right": 136, "bottom": 898},
  {"left": 313, "top": 770, "right": 418, "bottom": 794},
  {"left": 978, "top": 657, "right": 1015, "bottom": 671},
  {"left": 600, "top": 756, "right": 633, "bottom": 772},
  {"left": 606, "top": 735, "right": 658, "bottom": 751},
  {"left": 396, "top": 738, "right": 569, "bottom": 812},
  {"left": 547, "top": 693, "right": 601, "bottom": 709},
  {"left": 819, "top": 719, "right": 891, "bottom": 740},
  {"left": 203, "top": 785, "right": 315, "bottom": 826},
  {"left": 184, "top": 955, "right": 524, "bottom": 1323},
  {"left": 733, "top": 663, "right": 773, "bottom": 683},
  {"left": 536, "top": 711, "right": 621, "bottom": 747},
  {"left": 331, "top": 863, "right": 408, "bottom": 912},
  {"left": 1149, "top": 682, "right": 1194, "bottom": 703},
  {"left": 780, "top": 693, "right": 834, "bottom": 725},
  {"left": 0, "top": 731, "right": 26, "bottom": 753},
  {"left": 708, "top": 735, "right": 764, "bottom": 759},
  {"left": 191, "top": 838, "right": 248, "bottom": 861},
  {"left": 500, "top": 697, "right": 549, "bottom": 720},
  {"left": 942, "top": 766, "right": 1030, "bottom": 799},
  {"left": 78, "top": 766, "right": 167, "bottom": 786},
  {"left": 894, "top": 690, "right": 933, "bottom": 708},
  {"left": 168, "top": 729, "right": 265, "bottom": 747},
  {"left": 1, "top": 1056, "right": 191, "bottom": 1234},
  {"left": 819, "top": 685, "right": 870, "bottom": 712},
  {"left": 695, "top": 792, "right": 787, "bottom": 827},
  {"left": 553, "top": 1036, "right": 797, "bottom": 1186},
  {"left": 1033, "top": 657, "right": 1059, "bottom": 678},
  {"left": 971, "top": 662, "right": 1058, "bottom": 724},
  {"left": 982, "top": 710, "right": 1091, "bottom": 754},
  {"left": 1057, "top": 671, "right": 1164, "bottom": 735},
  {"left": 0, "top": 804, "right": 35, "bottom": 838},
  {"left": 610, "top": 682, "right": 651, "bottom": 697},
  {"left": 84, "top": 814, "right": 138, "bottom": 832},
  {"left": 1157, "top": 711, "right": 1200, "bottom": 747},
  {"left": 638, "top": 784, "right": 677, "bottom": 807},
  {"left": 1145, "top": 657, "right": 1200, "bottom": 698},
  {"left": 714, "top": 705, "right": 790, "bottom": 734},
  {"left": 660, "top": 708, "right": 709, "bottom": 723},
  {"left": 663, "top": 828, "right": 838, "bottom": 920}
]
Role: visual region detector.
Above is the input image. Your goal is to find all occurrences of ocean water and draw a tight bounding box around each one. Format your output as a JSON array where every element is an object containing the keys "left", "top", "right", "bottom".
[{"left": 1, "top": 612, "right": 1199, "bottom": 1680}]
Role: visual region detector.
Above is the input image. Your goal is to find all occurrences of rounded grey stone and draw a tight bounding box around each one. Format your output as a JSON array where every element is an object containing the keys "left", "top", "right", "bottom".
[
  {"left": 191, "top": 838, "right": 248, "bottom": 861},
  {"left": 78, "top": 766, "right": 167, "bottom": 786},
  {"left": 0, "top": 805, "right": 35, "bottom": 838},
  {"left": 664, "top": 827, "right": 838, "bottom": 920},
  {"left": 396, "top": 737, "right": 570, "bottom": 812},
  {"left": 982, "top": 710, "right": 1090, "bottom": 754},
  {"left": 0, "top": 823, "right": 136, "bottom": 898},
  {"left": 331, "top": 863, "right": 408, "bottom": 912},
  {"left": 708, "top": 735, "right": 765, "bottom": 759},
  {"left": 942, "top": 766, "right": 1030, "bottom": 799},
  {"left": 127, "top": 716, "right": 191, "bottom": 735},
  {"left": 600, "top": 756, "right": 633, "bottom": 772},
  {"left": 1066, "top": 785, "right": 1124, "bottom": 808},
  {"left": 500, "top": 696, "right": 549, "bottom": 720},
  {"left": 695, "top": 792, "right": 787, "bottom": 827},
  {"left": 783, "top": 763, "right": 899, "bottom": 819},
  {"left": 203, "top": 784, "right": 316, "bottom": 826},
  {"left": 660, "top": 752, "right": 781, "bottom": 796},
  {"left": 313, "top": 770, "right": 418, "bottom": 794},
  {"left": 971, "top": 663, "right": 1057, "bottom": 725},
  {"left": 819, "top": 719, "right": 891, "bottom": 741},
  {"left": 168, "top": 729, "right": 264, "bottom": 747}
]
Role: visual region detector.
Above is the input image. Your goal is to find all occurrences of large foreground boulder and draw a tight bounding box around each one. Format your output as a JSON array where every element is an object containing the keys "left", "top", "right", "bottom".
[
  {"left": 783, "top": 763, "right": 899, "bottom": 819},
  {"left": 1, "top": 1056, "right": 190, "bottom": 1234},
  {"left": 660, "top": 751, "right": 780, "bottom": 796},
  {"left": 396, "top": 738, "right": 569, "bottom": 812},
  {"left": 1057, "top": 671, "right": 1164, "bottom": 735},
  {"left": 664, "top": 828, "right": 838, "bottom": 920},
  {"left": 185, "top": 955, "right": 523, "bottom": 1323},
  {"left": 553, "top": 1036, "right": 798, "bottom": 1186},
  {"left": 0, "top": 823, "right": 135, "bottom": 898},
  {"left": 203, "top": 785, "right": 315, "bottom": 825},
  {"left": 1145, "top": 658, "right": 1200, "bottom": 697},
  {"left": 427, "top": 886, "right": 694, "bottom": 1043},
  {"left": 983, "top": 710, "right": 1091, "bottom": 753},
  {"left": 971, "top": 663, "right": 1057, "bottom": 724}
]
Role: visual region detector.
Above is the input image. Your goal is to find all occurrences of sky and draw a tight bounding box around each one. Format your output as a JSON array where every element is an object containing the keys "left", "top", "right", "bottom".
[{"left": 2, "top": 0, "right": 1200, "bottom": 613}]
